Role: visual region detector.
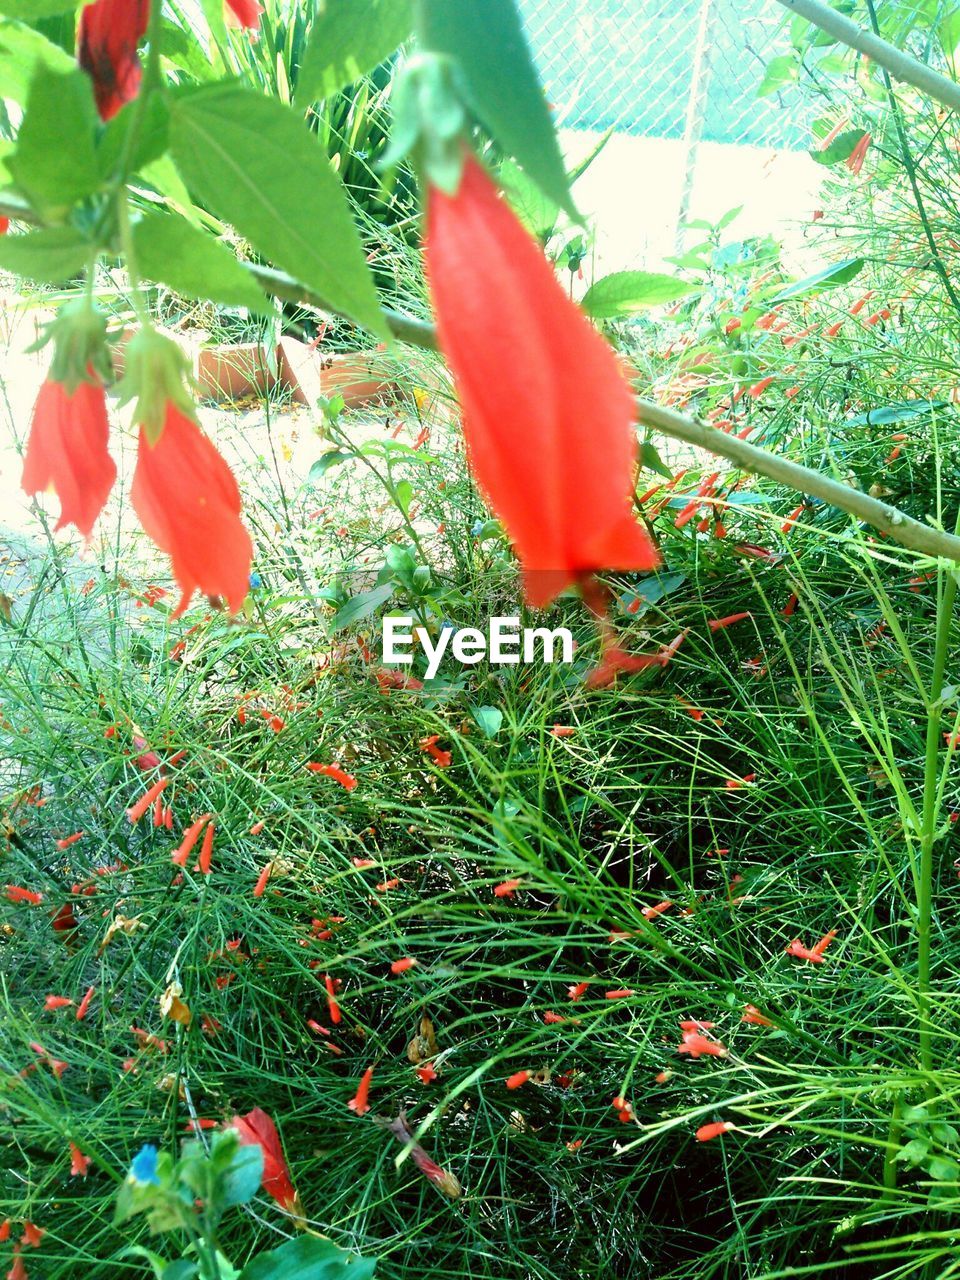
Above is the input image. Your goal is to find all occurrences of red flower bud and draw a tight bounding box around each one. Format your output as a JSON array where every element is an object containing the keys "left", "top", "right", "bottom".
[
  {"left": 77, "top": 0, "right": 150, "bottom": 121},
  {"left": 425, "top": 155, "right": 657, "bottom": 606},
  {"left": 130, "top": 405, "right": 253, "bottom": 616},
  {"left": 22, "top": 377, "right": 116, "bottom": 538},
  {"left": 224, "top": 0, "right": 263, "bottom": 27}
]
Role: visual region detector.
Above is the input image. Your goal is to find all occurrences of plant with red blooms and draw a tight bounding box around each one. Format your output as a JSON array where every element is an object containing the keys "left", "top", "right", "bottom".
[
  {"left": 230, "top": 1108, "right": 302, "bottom": 1217},
  {"left": 224, "top": 0, "right": 263, "bottom": 26},
  {"left": 425, "top": 153, "right": 658, "bottom": 609}
]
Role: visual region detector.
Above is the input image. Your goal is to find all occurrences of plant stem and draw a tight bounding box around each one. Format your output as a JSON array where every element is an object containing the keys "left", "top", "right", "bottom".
[
  {"left": 916, "top": 518, "right": 959, "bottom": 1089},
  {"left": 774, "top": 0, "right": 960, "bottom": 113}
]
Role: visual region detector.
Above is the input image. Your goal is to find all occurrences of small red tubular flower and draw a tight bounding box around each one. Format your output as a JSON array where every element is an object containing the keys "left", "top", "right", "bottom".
[
  {"left": 126, "top": 776, "right": 170, "bottom": 825},
  {"left": 0, "top": 216, "right": 8, "bottom": 235},
  {"left": 44, "top": 996, "right": 73, "bottom": 1012},
  {"left": 224, "top": 0, "right": 263, "bottom": 27},
  {"left": 707, "top": 612, "right": 751, "bottom": 633},
  {"left": 505, "top": 1070, "right": 531, "bottom": 1090},
  {"left": 306, "top": 762, "right": 358, "bottom": 791},
  {"left": 348, "top": 1065, "right": 374, "bottom": 1115},
  {"left": 196, "top": 821, "right": 215, "bottom": 875},
  {"left": 69, "top": 1142, "right": 91, "bottom": 1177},
  {"left": 6, "top": 886, "right": 43, "bottom": 905},
  {"left": 678, "top": 1024, "right": 728, "bottom": 1059},
  {"left": 696, "top": 1120, "right": 735, "bottom": 1142},
  {"left": 22, "top": 378, "right": 116, "bottom": 539},
  {"left": 846, "top": 131, "right": 872, "bottom": 175},
  {"left": 390, "top": 957, "right": 418, "bottom": 974},
  {"left": 741, "top": 1004, "right": 775, "bottom": 1027},
  {"left": 171, "top": 813, "right": 212, "bottom": 867},
  {"left": 76, "top": 986, "right": 95, "bottom": 1020},
  {"left": 786, "top": 929, "right": 837, "bottom": 963},
  {"left": 323, "top": 973, "right": 342, "bottom": 1024},
  {"left": 131, "top": 405, "right": 253, "bottom": 617},
  {"left": 425, "top": 155, "right": 657, "bottom": 606},
  {"left": 230, "top": 1108, "right": 300, "bottom": 1213},
  {"left": 77, "top": 0, "right": 150, "bottom": 120},
  {"left": 494, "top": 879, "right": 521, "bottom": 899}
]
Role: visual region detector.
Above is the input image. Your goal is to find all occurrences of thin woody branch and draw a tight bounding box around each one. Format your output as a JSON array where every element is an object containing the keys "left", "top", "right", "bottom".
[{"left": 3, "top": 195, "right": 959, "bottom": 563}]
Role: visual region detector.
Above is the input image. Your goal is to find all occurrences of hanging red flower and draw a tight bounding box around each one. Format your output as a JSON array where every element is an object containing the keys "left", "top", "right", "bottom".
[
  {"left": 224, "top": 0, "right": 263, "bottom": 27},
  {"left": 130, "top": 405, "right": 253, "bottom": 617},
  {"left": 425, "top": 155, "right": 657, "bottom": 607},
  {"left": 21, "top": 379, "right": 116, "bottom": 538},
  {"left": 77, "top": 0, "right": 151, "bottom": 121}
]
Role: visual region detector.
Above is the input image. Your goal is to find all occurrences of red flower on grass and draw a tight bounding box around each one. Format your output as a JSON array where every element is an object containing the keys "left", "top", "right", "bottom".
[
  {"left": 69, "top": 1142, "right": 91, "bottom": 1177},
  {"left": 425, "top": 155, "right": 657, "bottom": 607},
  {"left": 230, "top": 1108, "right": 300, "bottom": 1214},
  {"left": 77, "top": 0, "right": 151, "bottom": 121},
  {"left": 786, "top": 929, "right": 837, "bottom": 963},
  {"left": 131, "top": 405, "right": 253, "bottom": 617},
  {"left": 22, "top": 379, "right": 116, "bottom": 538},
  {"left": 348, "top": 1065, "right": 374, "bottom": 1115}
]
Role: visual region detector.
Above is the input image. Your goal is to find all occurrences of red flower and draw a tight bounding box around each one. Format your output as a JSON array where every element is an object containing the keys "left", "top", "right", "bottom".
[
  {"left": 677, "top": 1025, "right": 727, "bottom": 1059},
  {"left": 494, "top": 879, "right": 521, "bottom": 898},
  {"left": 0, "top": 216, "right": 8, "bottom": 235},
  {"left": 130, "top": 405, "right": 253, "bottom": 617},
  {"left": 69, "top": 1142, "right": 91, "bottom": 1177},
  {"left": 696, "top": 1120, "right": 735, "bottom": 1142},
  {"left": 348, "top": 1065, "right": 374, "bottom": 1115},
  {"left": 6, "top": 1246, "right": 27, "bottom": 1280},
  {"left": 196, "top": 821, "right": 215, "bottom": 875},
  {"left": 567, "top": 981, "right": 590, "bottom": 1002},
  {"left": 6, "top": 886, "right": 43, "bottom": 905},
  {"left": 324, "top": 973, "right": 342, "bottom": 1024},
  {"left": 741, "top": 1004, "right": 774, "bottom": 1027},
  {"left": 44, "top": 996, "right": 73, "bottom": 1012},
  {"left": 416, "top": 1063, "right": 438, "bottom": 1084},
  {"left": 77, "top": 0, "right": 150, "bottom": 120},
  {"left": 76, "top": 986, "right": 95, "bottom": 1020},
  {"left": 21, "top": 379, "right": 116, "bottom": 538},
  {"left": 707, "top": 612, "right": 751, "bottom": 633},
  {"left": 171, "top": 813, "right": 212, "bottom": 867},
  {"left": 786, "top": 929, "right": 837, "bottom": 963},
  {"left": 231, "top": 1108, "right": 299, "bottom": 1213},
  {"left": 505, "top": 1070, "right": 530, "bottom": 1090},
  {"left": 252, "top": 861, "right": 273, "bottom": 898},
  {"left": 224, "top": 0, "right": 263, "bottom": 27},
  {"left": 306, "top": 762, "right": 358, "bottom": 791},
  {"left": 390, "top": 957, "right": 418, "bottom": 974},
  {"left": 425, "top": 155, "right": 657, "bottom": 606},
  {"left": 126, "top": 776, "right": 170, "bottom": 824},
  {"left": 846, "top": 132, "right": 872, "bottom": 175}
]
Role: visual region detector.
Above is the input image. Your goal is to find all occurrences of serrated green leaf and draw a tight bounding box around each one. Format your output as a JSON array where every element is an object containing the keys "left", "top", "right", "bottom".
[
  {"left": 239, "top": 1236, "right": 376, "bottom": 1280},
  {"left": 9, "top": 64, "right": 99, "bottom": 214},
  {"left": 0, "top": 226, "right": 90, "bottom": 282},
  {"left": 296, "top": 0, "right": 411, "bottom": 105},
  {"left": 169, "top": 84, "right": 387, "bottom": 337},
  {"left": 420, "top": 0, "right": 575, "bottom": 219},
  {"left": 581, "top": 271, "right": 698, "bottom": 319},
  {"left": 331, "top": 583, "right": 395, "bottom": 631},
  {"left": 0, "top": 19, "right": 74, "bottom": 105},
  {"left": 771, "top": 257, "right": 864, "bottom": 302},
  {"left": 133, "top": 210, "right": 271, "bottom": 314}
]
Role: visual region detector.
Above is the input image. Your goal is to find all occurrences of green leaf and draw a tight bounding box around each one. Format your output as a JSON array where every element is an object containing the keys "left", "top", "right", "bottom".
[
  {"left": 0, "top": 0, "right": 79, "bottom": 15},
  {"left": 98, "top": 93, "right": 171, "bottom": 181},
  {"left": 640, "top": 441, "right": 672, "bottom": 479},
  {"left": 308, "top": 449, "right": 356, "bottom": 482},
  {"left": 581, "top": 271, "right": 698, "bottom": 319},
  {"left": 620, "top": 572, "right": 686, "bottom": 616},
  {"left": 133, "top": 210, "right": 272, "bottom": 314},
  {"left": 240, "top": 1236, "right": 376, "bottom": 1280},
  {"left": 9, "top": 64, "right": 99, "bottom": 214},
  {"left": 394, "top": 479, "right": 413, "bottom": 516},
  {"left": 756, "top": 53, "right": 799, "bottom": 98},
  {"left": 220, "top": 1143, "right": 263, "bottom": 1208},
  {"left": 296, "top": 0, "right": 412, "bottom": 105},
  {"left": 473, "top": 705, "right": 503, "bottom": 738},
  {"left": 0, "top": 19, "right": 74, "bottom": 105},
  {"left": 770, "top": 257, "right": 864, "bottom": 302},
  {"left": 331, "top": 583, "right": 395, "bottom": 631},
  {"left": 169, "top": 84, "right": 387, "bottom": 337},
  {"left": 0, "top": 226, "right": 90, "bottom": 282},
  {"left": 846, "top": 399, "right": 949, "bottom": 427},
  {"left": 498, "top": 157, "right": 558, "bottom": 240},
  {"left": 420, "top": 0, "right": 576, "bottom": 219}
]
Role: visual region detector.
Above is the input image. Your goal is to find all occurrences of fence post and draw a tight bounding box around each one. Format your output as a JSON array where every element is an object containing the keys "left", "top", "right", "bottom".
[{"left": 675, "top": 0, "right": 717, "bottom": 255}]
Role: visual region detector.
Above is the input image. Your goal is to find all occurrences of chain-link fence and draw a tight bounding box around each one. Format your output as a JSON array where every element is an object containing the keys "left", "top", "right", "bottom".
[{"left": 518, "top": 0, "right": 816, "bottom": 270}]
